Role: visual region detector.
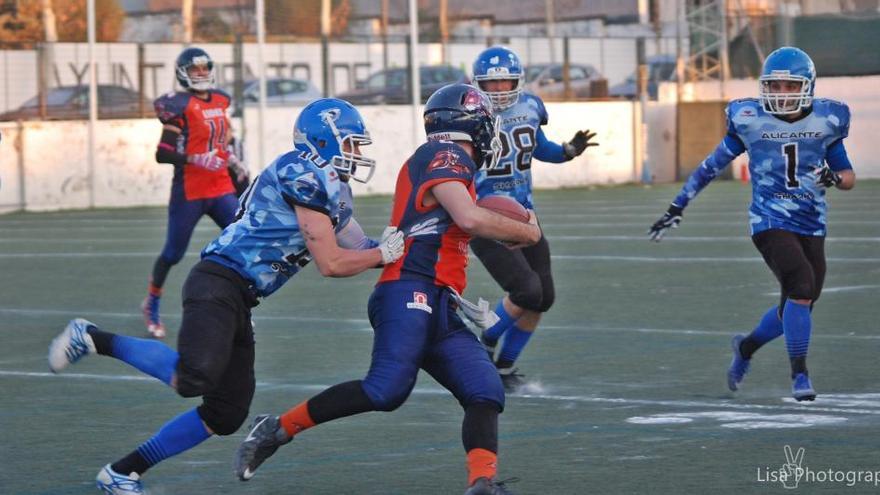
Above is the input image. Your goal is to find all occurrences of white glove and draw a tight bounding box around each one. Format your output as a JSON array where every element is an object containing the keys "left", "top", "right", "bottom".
[
  {"left": 448, "top": 287, "right": 500, "bottom": 330},
  {"left": 188, "top": 150, "right": 227, "bottom": 171},
  {"left": 380, "top": 226, "right": 399, "bottom": 243},
  {"left": 378, "top": 229, "right": 405, "bottom": 264}
]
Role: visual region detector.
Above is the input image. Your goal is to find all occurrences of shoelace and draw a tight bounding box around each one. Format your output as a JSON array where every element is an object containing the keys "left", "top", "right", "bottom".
[{"left": 66, "top": 328, "right": 90, "bottom": 363}]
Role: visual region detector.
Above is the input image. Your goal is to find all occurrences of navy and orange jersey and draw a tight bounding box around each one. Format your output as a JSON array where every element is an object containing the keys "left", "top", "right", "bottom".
[
  {"left": 154, "top": 89, "right": 235, "bottom": 201},
  {"left": 379, "top": 140, "right": 477, "bottom": 295}
]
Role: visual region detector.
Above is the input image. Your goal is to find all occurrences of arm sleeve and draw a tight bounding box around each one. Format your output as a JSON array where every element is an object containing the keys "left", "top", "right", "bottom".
[
  {"left": 532, "top": 127, "right": 568, "bottom": 163},
  {"left": 335, "top": 217, "right": 379, "bottom": 250},
  {"left": 155, "top": 128, "right": 187, "bottom": 167},
  {"left": 826, "top": 139, "right": 853, "bottom": 172},
  {"left": 671, "top": 132, "right": 746, "bottom": 209},
  {"left": 153, "top": 94, "right": 186, "bottom": 128}
]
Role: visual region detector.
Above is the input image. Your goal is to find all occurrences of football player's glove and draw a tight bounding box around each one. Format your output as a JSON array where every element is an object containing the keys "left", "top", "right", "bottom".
[
  {"left": 563, "top": 129, "right": 599, "bottom": 159},
  {"left": 188, "top": 150, "right": 227, "bottom": 171},
  {"left": 447, "top": 287, "right": 500, "bottom": 331},
  {"left": 648, "top": 204, "right": 683, "bottom": 242},
  {"left": 813, "top": 165, "right": 842, "bottom": 188},
  {"left": 378, "top": 228, "right": 405, "bottom": 265}
]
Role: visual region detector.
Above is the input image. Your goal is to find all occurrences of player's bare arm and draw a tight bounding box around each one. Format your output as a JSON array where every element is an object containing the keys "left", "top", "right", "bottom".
[
  {"left": 429, "top": 180, "right": 541, "bottom": 245},
  {"left": 296, "top": 205, "right": 403, "bottom": 277}
]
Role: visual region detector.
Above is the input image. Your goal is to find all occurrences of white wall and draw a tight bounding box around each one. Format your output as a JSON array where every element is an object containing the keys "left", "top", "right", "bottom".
[{"left": 0, "top": 101, "right": 636, "bottom": 212}]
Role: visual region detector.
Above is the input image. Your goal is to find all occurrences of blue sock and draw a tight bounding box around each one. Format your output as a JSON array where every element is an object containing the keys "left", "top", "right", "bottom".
[
  {"left": 782, "top": 299, "right": 812, "bottom": 362},
  {"left": 749, "top": 306, "right": 784, "bottom": 346},
  {"left": 136, "top": 408, "right": 211, "bottom": 469},
  {"left": 111, "top": 335, "right": 179, "bottom": 386},
  {"left": 496, "top": 324, "right": 534, "bottom": 367},
  {"left": 482, "top": 299, "right": 517, "bottom": 344}
]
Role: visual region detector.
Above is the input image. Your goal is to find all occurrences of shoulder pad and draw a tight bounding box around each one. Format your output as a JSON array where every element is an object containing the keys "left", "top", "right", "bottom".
[
  {"left": 521, "top": 91, "right": 548, "bottom": 125},
  {"left": 153, "top": 92, "right": 190, "bottom": 124},
  {"left": 211, "top": 88, "right": 232, "bottom": 105}
]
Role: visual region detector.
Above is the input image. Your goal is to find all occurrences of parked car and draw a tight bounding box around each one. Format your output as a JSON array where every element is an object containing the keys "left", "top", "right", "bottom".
[
  {"left": 523, "top": 63, "right": 603, "bottom": 100},
  {"left": 337, "top": 65, "right": 469, "bottom": 105},
  {"left": 609, "top": 55, "right": 676, "bottom": 100},
  {"left": 0, "top": 85, "right": 151, "bottom": 121},
  {"left": 223, "top": 77, "right": 322, "bottom": 105}
]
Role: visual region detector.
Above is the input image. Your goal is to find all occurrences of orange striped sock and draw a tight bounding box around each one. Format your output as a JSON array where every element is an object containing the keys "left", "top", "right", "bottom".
[
  {"left": 148, "top": 282, "right": 162, "bottom": 297},
  {"left": 279, "top": 401, "right": 316, "bottom": 437},
  {"left": 466, "top": 448, "right": 498, "bottom": 486}
]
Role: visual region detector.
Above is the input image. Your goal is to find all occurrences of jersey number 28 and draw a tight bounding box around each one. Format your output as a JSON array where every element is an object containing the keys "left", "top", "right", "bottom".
[{"left": 486, "top": 126, "right": 536, "bottom": 177}]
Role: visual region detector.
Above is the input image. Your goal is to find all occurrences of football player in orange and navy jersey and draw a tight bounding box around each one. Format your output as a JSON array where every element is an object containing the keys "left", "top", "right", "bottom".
[
  {"left": 143, "top": 47, "right": 250, "bottom": 338},
  {"left": 235, "top": 84, "right": 542, "bottom": 495}
]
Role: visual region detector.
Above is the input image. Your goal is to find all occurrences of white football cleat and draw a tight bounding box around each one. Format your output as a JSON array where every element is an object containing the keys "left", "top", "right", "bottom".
[
  {"left": 96, "top": 464, "right": 144, "bottom": 494},
  {"left": 48, "top": 318, "right": 97, "bottom": 373}
]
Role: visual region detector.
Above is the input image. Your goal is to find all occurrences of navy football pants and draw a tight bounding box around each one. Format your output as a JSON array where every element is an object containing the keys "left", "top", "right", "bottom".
[
  {"left": 362, "top": 281, "right": 505, "bottom": 412},
  {"left": 159, "top": 185, "right": 239, "bottom": 265}
]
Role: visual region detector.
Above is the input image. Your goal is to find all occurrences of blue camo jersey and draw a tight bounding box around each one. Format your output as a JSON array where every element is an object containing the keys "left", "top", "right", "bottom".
[
  {"left": 202, "top": 149, "right": 355, "bottom": 297},
  {"left": 673, "top": 98, "right": 852, "bottom": 236},
  {"left": 475, "top": 92, "right": 568, "bottom": 209}
]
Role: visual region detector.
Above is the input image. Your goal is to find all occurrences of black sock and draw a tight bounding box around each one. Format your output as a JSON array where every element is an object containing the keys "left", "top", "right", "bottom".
[
  {"left": 790, "top": 356, "right": 808, "bottom": 377},
  {"left": 495, "top": 359, "right": 514, "bottom": 370},
  {"left": 739, "top": 336, "right": 762, "bottom": 360},
  {"left": 462, "top": 402, "right": 500, "bottom": 453},
  {"left": 150, "top": 257, "right": 174, "bottom": 289},
  {"left": 86, "top": 327, "right": 115, "bottom": 356},
  {"left": 307, "top": 380, "right": 375, "bottom": 424},
  {"left": 111, "top": 450, "right": 151, "bottom": 476}
]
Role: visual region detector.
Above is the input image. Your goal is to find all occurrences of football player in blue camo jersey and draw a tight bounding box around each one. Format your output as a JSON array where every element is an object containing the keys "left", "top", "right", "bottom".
[
  {"left": 469, "top": 46, "right": 599, "bottom": 391},
  {"left": 649, "top": 47, "right": 856, "bottom": 401},
  {"left": 46, "top": 98, "right": 405, "bottom": 495}
]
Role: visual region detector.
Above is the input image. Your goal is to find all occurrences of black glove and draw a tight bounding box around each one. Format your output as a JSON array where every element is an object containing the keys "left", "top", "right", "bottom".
[
  {"left": 563, "top": 129, "right": 599, "bottom": 159},
  {"left": 813, "top": 165, "right": 842, "bottom": 188},
  {"left": 648, "top": 204, "right": 683, "bottom": 242}
]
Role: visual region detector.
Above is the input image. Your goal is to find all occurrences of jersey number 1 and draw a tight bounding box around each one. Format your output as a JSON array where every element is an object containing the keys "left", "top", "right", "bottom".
[{"left": 783, "top": 143, "right": 799, "bottom": 189}]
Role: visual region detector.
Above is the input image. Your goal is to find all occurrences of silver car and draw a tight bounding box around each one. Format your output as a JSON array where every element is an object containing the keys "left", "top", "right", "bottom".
[
  {"left": 523, "top": 63, "right": 603, "bottom": 100},
  {"left": 227, "top": 78, "right": 322, "bottom": 105}
]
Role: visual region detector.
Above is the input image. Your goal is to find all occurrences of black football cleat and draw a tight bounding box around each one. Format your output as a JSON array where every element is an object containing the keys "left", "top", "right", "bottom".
[{"left": 465, "top": 477, "right": 517, "bottom": 495}]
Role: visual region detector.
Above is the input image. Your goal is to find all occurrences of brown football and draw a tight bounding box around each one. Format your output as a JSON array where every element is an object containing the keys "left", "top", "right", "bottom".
[{"left": 476, "top": 195, "right": 530, "bottom": 223}]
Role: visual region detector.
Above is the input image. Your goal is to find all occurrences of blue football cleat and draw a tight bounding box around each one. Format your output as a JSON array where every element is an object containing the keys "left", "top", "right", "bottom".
[
  {"left": 792, "top": 373, "right": 816, "bottom": 401},
  {"left": 727, "top": 334, "right": 751, "bottom": 392},
  {"left": 96, "top": 464, "right": 144, "bottom": 494},
  {"left": 48, "top": 318, "right": 97, "bottom": 373}
]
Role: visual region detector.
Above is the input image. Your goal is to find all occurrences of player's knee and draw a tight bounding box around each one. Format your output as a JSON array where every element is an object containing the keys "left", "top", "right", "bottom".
[
  {"left": 536, "top": 284, "right": 555, "bottom": 313},
  {"left": 786, "top": 275, "right": 816, "bottom": 302},
  {"left": 508, "top": 274, "right": 544, "bottom": 312},
  {"left": 175, "top": 363, "right": 219, "bottom": 398},
  {"left": 197, "top": 402, "right": 248, "bottom": 436},
  {"left": 463, "top": 384, "right": 506, "bottom": 413},
  {"left": 362, "top": 375, "right": 415, "bottom": 412}
]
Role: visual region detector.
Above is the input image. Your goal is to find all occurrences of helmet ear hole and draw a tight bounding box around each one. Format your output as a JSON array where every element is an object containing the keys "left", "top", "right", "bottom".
[{"left": 317, "top": 139, "right": 327, "bottom": 148}]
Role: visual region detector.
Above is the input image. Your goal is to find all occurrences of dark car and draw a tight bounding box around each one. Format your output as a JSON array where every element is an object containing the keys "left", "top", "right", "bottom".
[
  {"left": 609, "top": 55, "right": 677, "bottom": 100},
  {"left": 0, "top": 85, "right": 152, "bottom": 121},
  {"left": 523, "top": 63, "right": 603, "bottom": 100},
  {"left": 337, "top": 65, "right": 469, "bottom": 105}
]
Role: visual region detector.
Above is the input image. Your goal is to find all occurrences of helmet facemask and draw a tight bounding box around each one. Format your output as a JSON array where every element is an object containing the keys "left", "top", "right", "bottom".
[
  {"left": 759, "top": 73, "right": 812, "bottom": 115},
  {"left": 178, "top": 55, "right": 215, "bottom": 91},
  {"left": 322, "top": 109, "right": 376, "bottom": 184},
  {"left": 475, "top": 72, "right": 523, "bottom": 111}
]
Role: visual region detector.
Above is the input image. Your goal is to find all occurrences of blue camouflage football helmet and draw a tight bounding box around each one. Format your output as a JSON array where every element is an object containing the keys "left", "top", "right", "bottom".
[
  {"left": 175, "top": 47, "right": 215, "bottom": 91},
  {"left": 423, "top": 83, "right": 501, "bottom": 169},
  {"left": 293, "top": 98, "right": 376, "bottom": 183},
  {"left": 472, "top": 46, "right": 524, "bottom": 110},
  {"left": 759, "top": 46, "right": 816, "bottom": 115}
]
